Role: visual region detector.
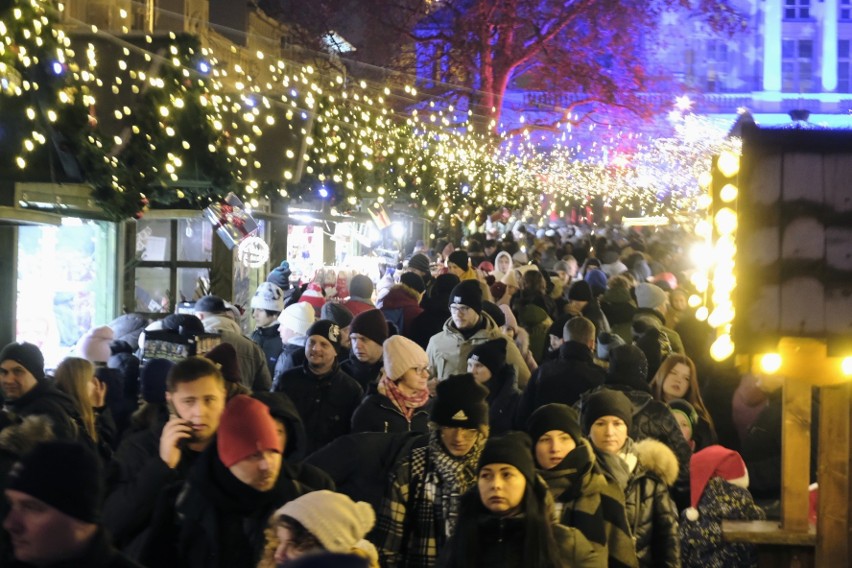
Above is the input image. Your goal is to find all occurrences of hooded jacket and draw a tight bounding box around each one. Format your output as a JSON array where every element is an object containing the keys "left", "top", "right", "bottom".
[
  {"left": 426, "top": 313, "right": 531, "bottom": 387},
  {"left": 3, "top": 381, "right": 85, "bottom": 442},
  {"left": 601, "top": 288, "right": 637, "bottom": 344},
  {"left": 595, "top": 439, "right": 681, "bottom": 568},
  {"left": 517, "top": 341, "right": 606, "bottom": 427},
  {"left": 272, "top": 359, "right": 363, "bottom": 454},
  {"left": 409, "top": 295, "right": 452, "bottom": 350},
  {"left": 200, "top": 314, "right": 272, "bottom": 391},
  {"left": 378, "top": 284, "right": 424, "bottom": 338}
]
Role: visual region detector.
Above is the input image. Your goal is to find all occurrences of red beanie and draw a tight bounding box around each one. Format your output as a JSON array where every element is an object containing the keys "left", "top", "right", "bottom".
[
  {"left": 217, "top": 395, "right": 283, "bottom": 468},
  {"left": 686, "top": 445, "right": 749, "bottom": 520}
]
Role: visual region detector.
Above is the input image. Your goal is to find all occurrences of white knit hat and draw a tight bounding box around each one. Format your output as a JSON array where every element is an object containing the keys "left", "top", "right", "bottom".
[
  {"left": 277, "top": 302, "right": 315, "bottom": 334},
  {"left": 635, "top": 282, "right": 668, "bottom": 310},
  {"left": 75, "top": 326, "right": 114, "bottom": 363},
  {"left": 383, "top": 335, "right": 428, "bottom": 381},
  {"left": 275, "top": 490, "right": 376, "bottom": 553},
  {"left": 250, "top": 282, "right": 284, "bottom": 313}
]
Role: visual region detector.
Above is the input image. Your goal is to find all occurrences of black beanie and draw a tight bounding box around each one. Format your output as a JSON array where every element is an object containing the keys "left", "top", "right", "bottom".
[
  {"left": 400, "top": 272, "right": 426, "bottom": 294},
  {"left": 581, "top": 389, "right": 633, "bottom": 435},
  {"left": 7, "top": 441, "right": 103, "bottom": 523},
  {"left": 468, "top": 338, "right": 507, "bottom": 376},
  {"left": 408, "top": 253, "right": 431, "bottom": 274},
  {"left": 349, "top": 309, "right": 389, "bottom": 345},
  {"left": 548, "top": 313, "right": 572, "bottom": 338},
  {"left": 433, "top": 273, "right": 461, "bottom": 296},
  {"left": 161, "top": 313, "right": 205, "bottom": 338},
  {"left": 481, "top": 301, "right": 505, "bottom": 327},
  {"left": 527, "top": 403, "right": 583, "bottom": 446},
  {"left": 568, "top": 280, "right": 593, "bottom": 302},
  {"left": 606, "top": 344, "right": 650, "bottom": 392},
  {"left": 431, "top": 373, "right": 489, "bottom": 428},
  {"left": 305, "top": 320, "right": 342, "bottom": 350},
  {"left": 0, "top": 342, "right": 45, "bottom": 382},
  {"left": 447, "top": 250, "right": 469, "bottom": 269},
  {"left": 478, "top": 432, "right": 536, "bottom": 483},
  {"left": 448, "top": 280, "right": 483, "bottom": 313},
  {"left": 321, "top": 302, "right": 354, "bottom": 328}
]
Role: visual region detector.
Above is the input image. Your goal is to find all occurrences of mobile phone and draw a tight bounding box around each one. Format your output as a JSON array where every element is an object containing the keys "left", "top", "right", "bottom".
[{"left": 167, "top": 400, "right": 198, "bottom": 443}]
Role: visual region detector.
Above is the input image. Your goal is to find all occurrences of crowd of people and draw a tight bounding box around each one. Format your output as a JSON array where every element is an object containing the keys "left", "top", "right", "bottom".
[{"left": 0, "top": 224, "right": 806, "bottom": 567}]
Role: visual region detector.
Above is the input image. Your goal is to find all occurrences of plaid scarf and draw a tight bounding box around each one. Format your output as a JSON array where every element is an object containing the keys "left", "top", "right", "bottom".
[{"left": 378, "top": 374, "right": 430, "bottom": 421}]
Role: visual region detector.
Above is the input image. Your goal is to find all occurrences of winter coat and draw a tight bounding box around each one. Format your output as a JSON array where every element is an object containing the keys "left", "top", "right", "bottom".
[
  {"left": 342, "top": 297, "right": 376, "bottom": 316},
  {"left": 596, "top": 439, "right": 681, "bottom": 568},
  {"left": 581, "top": 299, "right": 611, "bottom": 339},
  {"left": 426, "top": 313, "right": 530, "bottom": 387},
  {"left": 516, "top": 303, "right": 552, "bottom": 364},
  {"left": 340, "top": 353, "right": 384, "bottom": 392},
  {"left": 304, "top": 431, "right": 428, "bottom": 525},
  {"left": 517, "top": 342, "right": 606, "bottom": 427},
  {"left": 103, "top": 418, "right": 204, "bottom": 555},
  {"left": 3, "top": 381, "right": 85, "bottom": 442},
  {"left": 200, "top": 314, "right": 272, "bottom": 391},
  {"left": 109, "top": 313, "right": 150, "bottom": 351},
  {"left": 576, "top": 384, "right": 692, "bottom": 511},
  {"left": 139, "top": 441, "right": 309, "bottom": 568},
  {"left": 272, "top": 337, "right": 307, "bottom": 383},
  {"left": 539, "top": 440, "right": 638, "bottom": 568},
  {"left": 679, "top": 477, "right": 765, "bottom": 568},
  {"left": 482, "top": 364, "right": 521, "bottom": 435},
  {"left": 632, "top": 309, "right": 684, "bottom": 355},
  {"left": 0, "top": 415, "right": 55, "bottom": 489},
  {"left": 378, "top": 284, "right": 424, "bottom": 337},
  {"left": 441, "top": 509, "right": 601, "bottom": 568},
  {"left": 272, "top": 360, "right": 363, "bottom": 454},
  {"left": 250, "top": 323, "right": 283, "bottom": 376},
  {"left": 601, "top": 288, "right": 637, "bottom": 344},
  {"left": 351, "top": 390, "right": 433, "bottom": 434}
]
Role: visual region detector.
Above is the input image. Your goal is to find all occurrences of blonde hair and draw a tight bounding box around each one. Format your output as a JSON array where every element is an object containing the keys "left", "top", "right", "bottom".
[{"left": 54, "top": 357, "right": 98, "bottom": 442}]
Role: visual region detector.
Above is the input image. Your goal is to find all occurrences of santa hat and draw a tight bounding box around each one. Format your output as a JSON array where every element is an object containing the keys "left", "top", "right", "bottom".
[{"left": 685, "top": 445, "right": 749, "bottom": 521}]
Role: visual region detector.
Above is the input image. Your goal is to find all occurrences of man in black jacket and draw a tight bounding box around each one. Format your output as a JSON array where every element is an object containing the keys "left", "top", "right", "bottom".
[
  {"left": 273, "top": 320, "right": 363, "bottom": 453},
  {"left": 341, "top": 309, "right": 388, "bottom": 391},
  {"left": 3, "top": 441, "right": 141, "bottom": 567},
  {"left": 517, "top": 316, "right": 605, "bottom": 426},
  {"left": 0, "top": 342, "right": 84, "bottom": 441},
  {"left": 103, "top": 357, "right": 227, "bottom": 554}
]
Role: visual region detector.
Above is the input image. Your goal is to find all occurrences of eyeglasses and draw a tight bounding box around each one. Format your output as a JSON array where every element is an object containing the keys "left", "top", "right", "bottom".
[
  {"left": 450, "top": 305, "right": 472, "bottom": 315},
  {"left": 411, "top": 365, "right": 430, "bottom": 375},
  {"left": 440, "top": 426, "right": 479, "bottom": 440}
]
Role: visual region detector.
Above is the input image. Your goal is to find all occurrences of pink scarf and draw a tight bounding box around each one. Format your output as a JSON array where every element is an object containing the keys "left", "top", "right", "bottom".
[{"left": 378, "top": 374, "right": 430, "bottom": 421}]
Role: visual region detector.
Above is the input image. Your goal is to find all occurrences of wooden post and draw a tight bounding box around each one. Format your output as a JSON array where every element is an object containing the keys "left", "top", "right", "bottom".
[
  {"left": 816, "top": 382, "right": 852, "bottom": 565},
  {"left": 781, "top": 378, "right": 811, "bottom": 532}
]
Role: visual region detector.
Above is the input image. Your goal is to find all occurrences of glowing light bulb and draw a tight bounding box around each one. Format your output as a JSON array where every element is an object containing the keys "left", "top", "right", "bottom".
[{"left": 759, "top": 353, "right": 782, "bottom": 374}]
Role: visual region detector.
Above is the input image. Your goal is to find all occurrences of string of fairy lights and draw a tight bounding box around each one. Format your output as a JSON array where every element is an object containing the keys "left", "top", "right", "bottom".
[{"left": 0, "top": 0, "right": 737, "bottom": 226}]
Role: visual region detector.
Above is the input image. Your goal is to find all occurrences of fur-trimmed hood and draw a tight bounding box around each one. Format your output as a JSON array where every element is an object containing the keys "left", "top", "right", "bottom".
[
  {"left": 634, "top": 438, "right": 679, "bottom": 486},
  {"left": 0, "top": 415, "right": 55, "bottom": 457}
]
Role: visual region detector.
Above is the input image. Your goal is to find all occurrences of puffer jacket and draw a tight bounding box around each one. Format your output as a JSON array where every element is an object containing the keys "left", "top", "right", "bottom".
[
  {"left": 596, "top": 439, "right": 680, "bottom": 568},
  {"left": 576, "top": 384, "right": 692, "bottom": 510},
  {"left": 426, "top": 313, "right": 530, "bottom": 387}
]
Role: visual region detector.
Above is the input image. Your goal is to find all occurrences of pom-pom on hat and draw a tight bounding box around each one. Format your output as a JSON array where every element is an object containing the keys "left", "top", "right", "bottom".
[
  {"left": 478, "top": 432, "right": 536, "bottom": 483},
  {"left": 267, "top": 260, "right": 292, "bottom": 290},
  {"left": 408, "top": 253, "right": 431, "bottom": 274},
  {"left": 349, "top": 309, "right": 389, "bottom": 346},
  {"left": 275, "top": 490, "right": 376, "bottom": 553},
  {"left": 321, "top": 302, "right": 354, "bottom": 328},
  {"left": 447, "top": 250, "right": 469, "bottom": 269},
  {"left": 383, "top": 335, "right": 428, "bottom": 381},
  {"left": 448, "top": 279, "right": 483, "bottom": 313},
  {"left": 527, "top": 403, "right": 583, "bottom": 448},
  {"left": 686, "top": 445, "right": 749, "bottom": 521},
  {"left": 0, "top": 342, "right": 45, "bottom": 382},
  {"left": 468, "top": 338, "right": 507, "bottom": 376},
  {"left": 635, "top": 283, "right": 668, "bottom": 310},
  {"left": 76, "top": 325, "right": 115, "bottom": 364},
  {"left": 217, "top": 395, "right": 283, "bottom": 468},
  {"left": 277, "top": 302, "right": 316, "bottom": 335},
  {"left": 431, "top": 373, "right": 489, "bottom": 428},
  {"left": 251, "top": 282, "right": 285, "bottom": 313},
  {"left": 581, "top": 388, "right": 633, "bottom": 435},
  {"left": 7, "top": 441, "right": 103, "bottom": 523}
]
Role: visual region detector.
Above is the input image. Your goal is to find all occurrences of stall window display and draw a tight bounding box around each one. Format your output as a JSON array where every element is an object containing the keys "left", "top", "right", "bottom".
[{"left": 16, "top": 218, "right": 117, "bottom": 368}]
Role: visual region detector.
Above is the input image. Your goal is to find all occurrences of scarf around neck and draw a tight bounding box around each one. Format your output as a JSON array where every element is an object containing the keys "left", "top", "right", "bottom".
[{"left": 378, "top": 373, "right": 430, "bottom": 420}]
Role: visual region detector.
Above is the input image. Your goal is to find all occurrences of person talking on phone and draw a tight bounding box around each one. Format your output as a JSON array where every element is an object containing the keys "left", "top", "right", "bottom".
[{"left": 102, "top": 357, "right": 227, "bottom": 560}]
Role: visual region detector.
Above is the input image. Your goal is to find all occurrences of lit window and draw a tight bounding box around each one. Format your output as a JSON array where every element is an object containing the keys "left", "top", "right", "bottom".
[
  {"left": 785, "top": 0, "right": 810, "bottom": 19},
  {"left": 782, "top": 39, "right": 815, "bottom": 92},
  {"left": 839, "top": 40, "right": 852, "bottom": 92},
  {"left": 842, "top": 0, "right": 852, "bottom": 20}
]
